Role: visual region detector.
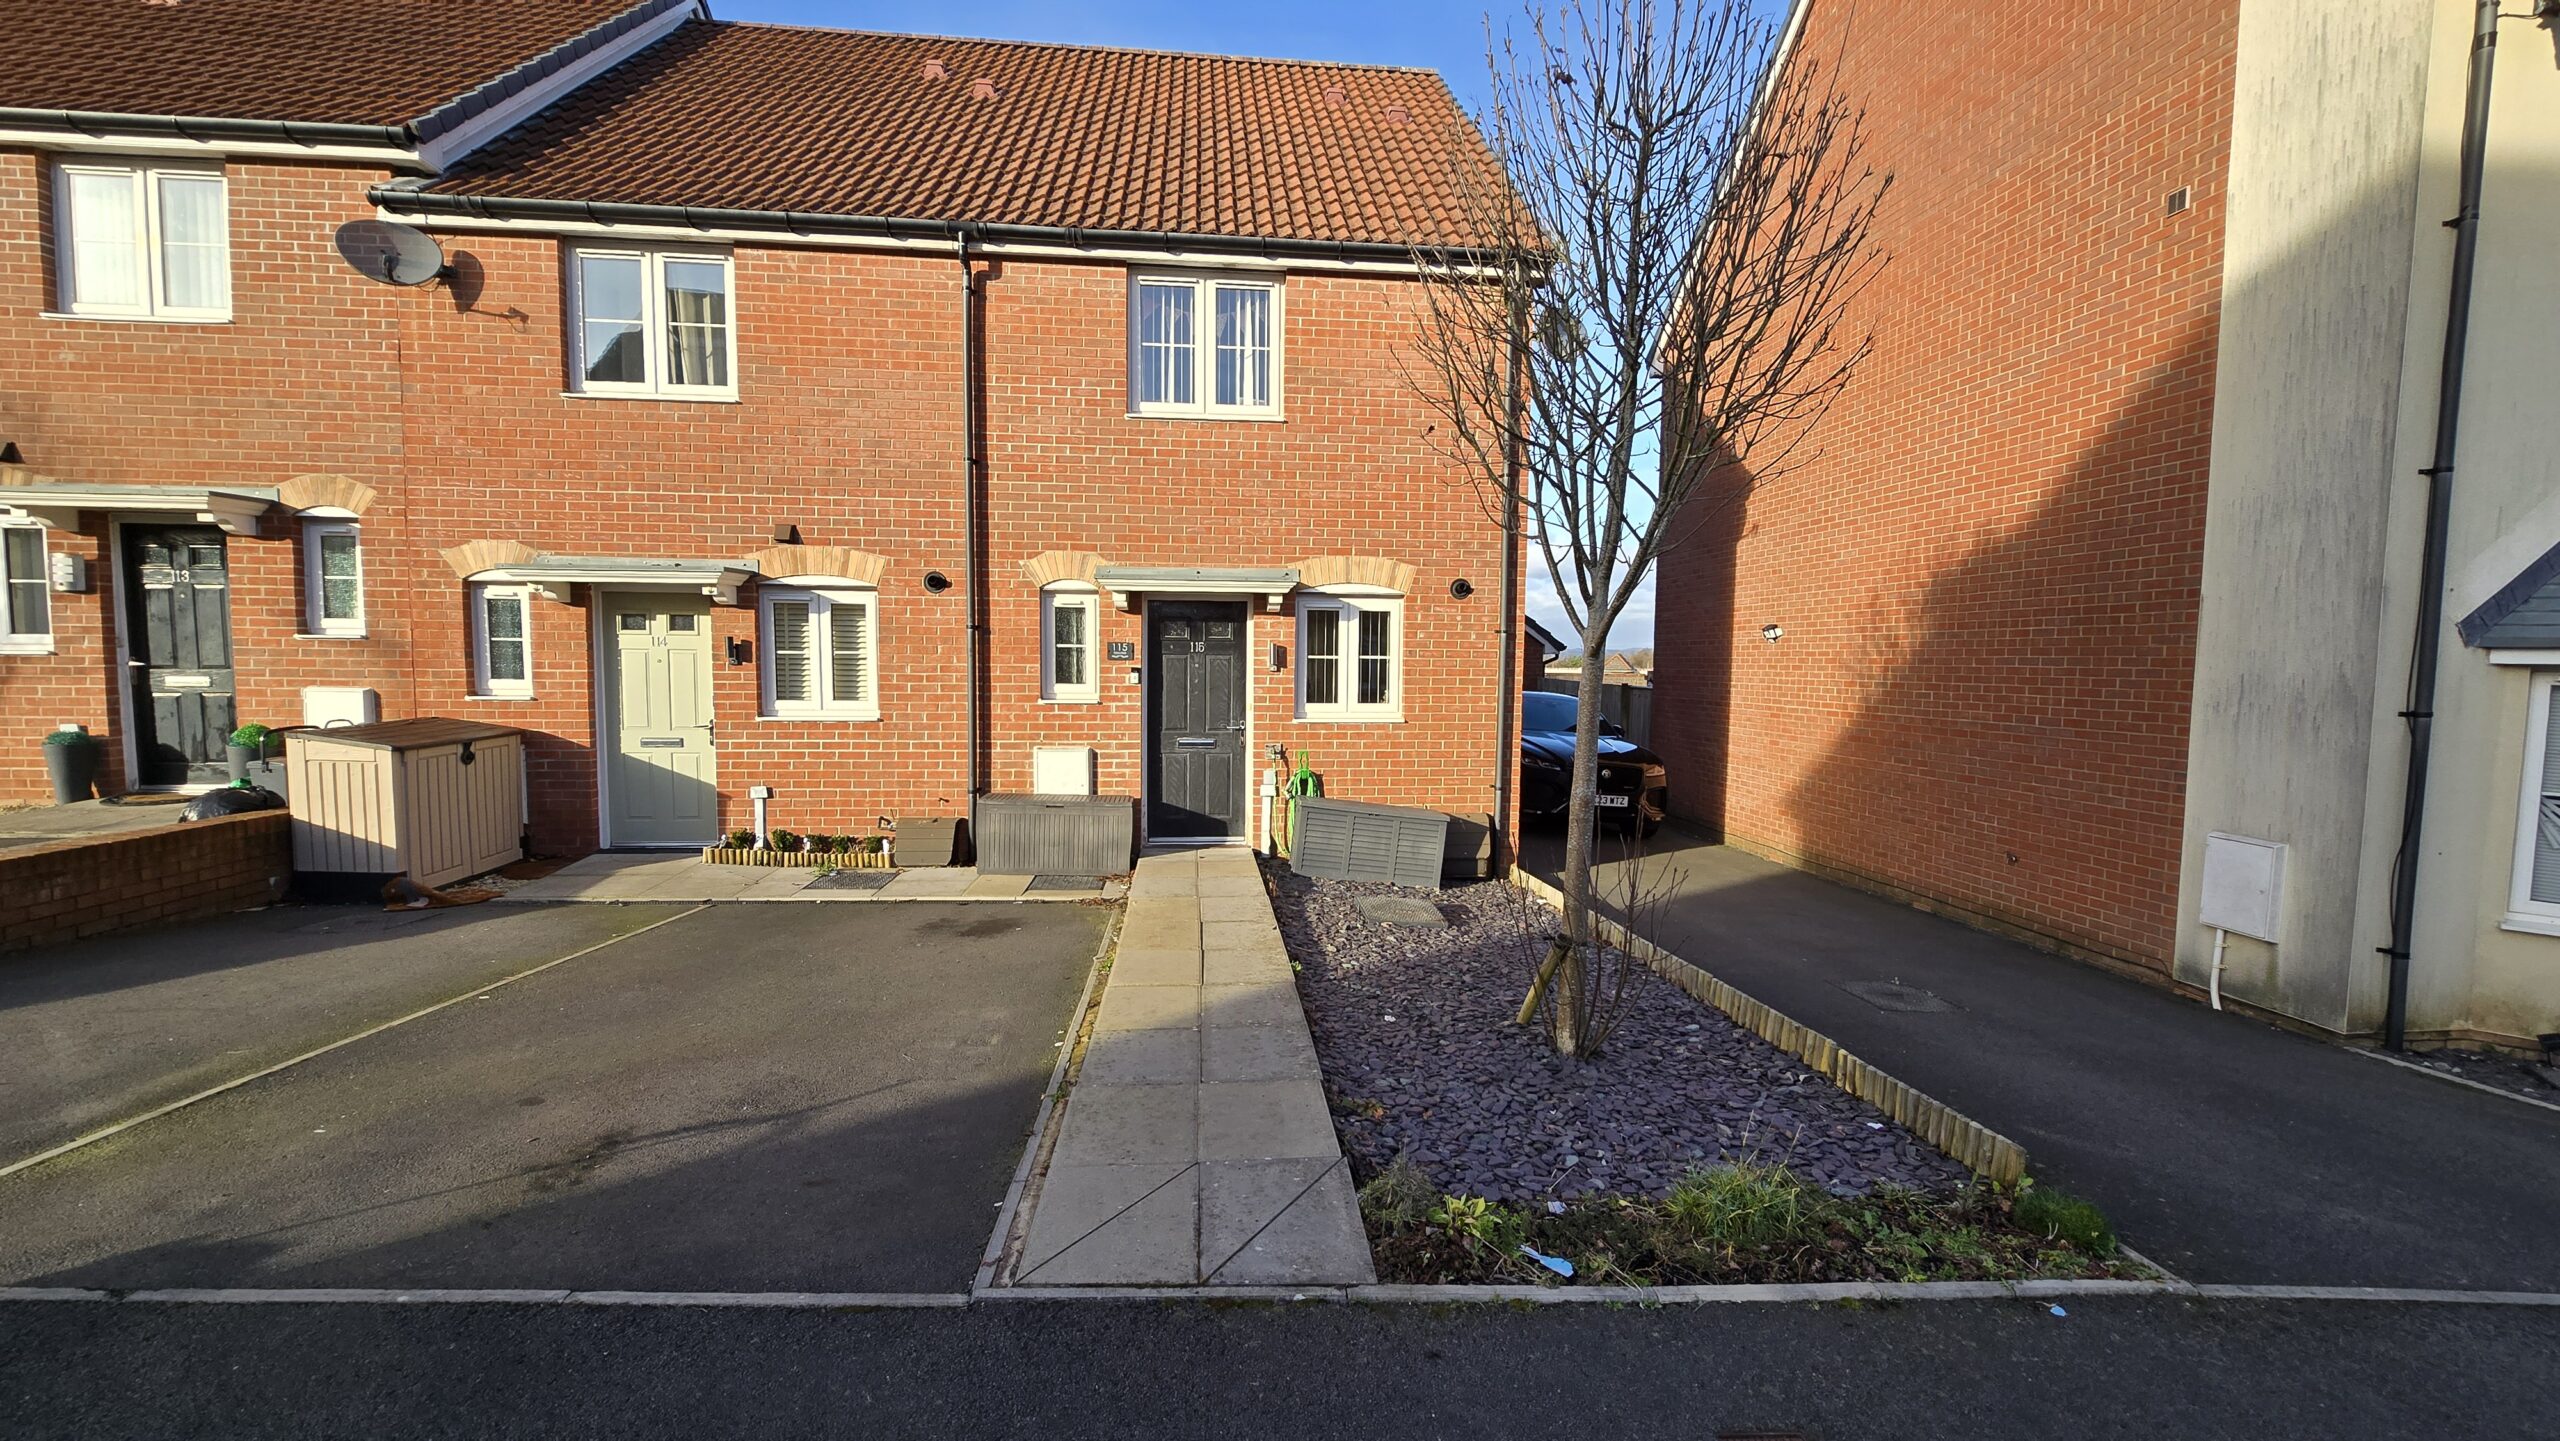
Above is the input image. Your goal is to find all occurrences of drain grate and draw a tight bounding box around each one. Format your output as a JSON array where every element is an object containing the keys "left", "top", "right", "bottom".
[
  {"left": 1834, "top": 979, "right": 1954, "bottom": 1013},
  {"left": 1026, "top": 875, "right": 1103, "bottom": 892},
  {"left": 805, "top": 868, "right": 897, "bottom": 891}
]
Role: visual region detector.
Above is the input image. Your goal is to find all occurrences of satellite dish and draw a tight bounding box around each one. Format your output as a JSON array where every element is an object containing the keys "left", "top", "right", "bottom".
[{"left": 334, "top": 219, "right": 449, "bottom": 286}]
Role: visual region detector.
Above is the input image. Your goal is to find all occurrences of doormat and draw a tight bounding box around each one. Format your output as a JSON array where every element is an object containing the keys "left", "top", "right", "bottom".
[
  {"left": 807, "top": 869, "right": 897, "bottom": 891},
  {"left": 99, "top": 792, "right": 192, "bottom": 807},
  {"left": 1026, "top": 875, "right": 1102, "bottom": 892}
]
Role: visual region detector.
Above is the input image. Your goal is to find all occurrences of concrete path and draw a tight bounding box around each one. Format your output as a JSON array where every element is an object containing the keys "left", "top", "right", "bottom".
[
  {"left": 1526, "top": 829, "right": 2560, "bottom": 1290},
  {"left": 1012, "top": 848, "right": 1373, "bottom": 1286},
  {"left": 501, "top": 852, "right": 1127, "bottom": 904},
  {"left": 0, "top": 798, "right": 197, "bottom": 854}
]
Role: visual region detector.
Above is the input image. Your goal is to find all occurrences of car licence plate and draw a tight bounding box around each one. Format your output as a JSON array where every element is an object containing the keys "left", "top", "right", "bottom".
[{"left": 1593, "top": 794, "right": 1630, "bottom": 808}]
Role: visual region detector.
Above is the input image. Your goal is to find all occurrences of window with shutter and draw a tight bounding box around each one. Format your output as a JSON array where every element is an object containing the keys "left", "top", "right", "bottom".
[{"left": 761, "top": 586, "right": 878, "bottom": 719}]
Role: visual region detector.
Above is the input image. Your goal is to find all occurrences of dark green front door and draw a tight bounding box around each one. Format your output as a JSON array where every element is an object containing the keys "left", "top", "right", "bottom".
[
  {"left": 123, "top": 525, "right": 235, "bottom": 788},
  {"left": 1147, "top": 601, "right": 1247, "bottom": 839}
]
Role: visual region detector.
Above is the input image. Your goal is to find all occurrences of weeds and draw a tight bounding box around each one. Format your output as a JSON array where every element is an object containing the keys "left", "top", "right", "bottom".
[{"left": 1360, "top": 1160, "right": 2133, "bottom": 1286}]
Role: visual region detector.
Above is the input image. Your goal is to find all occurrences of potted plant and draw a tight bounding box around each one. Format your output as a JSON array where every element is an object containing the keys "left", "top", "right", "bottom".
[
  {"left": 42, "top": 727, "right": 100, "bottom": 804},
  {"left": 226, "top": 723, "right": 276, "bottom": 784}
]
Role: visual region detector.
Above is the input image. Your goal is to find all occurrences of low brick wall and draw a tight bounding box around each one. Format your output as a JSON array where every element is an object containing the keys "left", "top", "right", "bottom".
[{"left": 0, "top": 811, "right": 293, "bottom": 956}]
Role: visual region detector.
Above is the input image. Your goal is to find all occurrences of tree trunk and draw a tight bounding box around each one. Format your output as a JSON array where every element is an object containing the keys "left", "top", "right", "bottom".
[{"left": 1550, "top": 637, "right": 1614, "bottom": 1056}]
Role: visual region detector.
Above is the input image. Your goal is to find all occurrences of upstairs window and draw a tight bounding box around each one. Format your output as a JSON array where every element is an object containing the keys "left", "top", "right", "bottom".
[
  {"left": 2, "top": 525, "right": 50, "bottom": 653},
  {"left": 302, "top": 520, "right": 363, "bottom": 637},
  {"left": 567, "top": 247, "right": 735, "bottom": 398},
  {"left": 53, "top": 160, "right": 230, "bottom": 320},
  {"left": 1297, "top": 592, "right": 1400, "bottom": 721},
  {"left": 1129, "top": 272, "right": 1281, "bottom": 418},
  {"left": 1042, "top": 584, "right": 1099, "bottom": 703},
  {"left": 761, "top": 586, "right": 877, "bottom": 720}
]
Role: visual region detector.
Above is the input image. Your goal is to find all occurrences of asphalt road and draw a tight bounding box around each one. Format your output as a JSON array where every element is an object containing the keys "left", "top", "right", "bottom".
[
  {"left": 3, "top": 1295, "right": 2550, "bottom": 1439},
  {"left": 0, "top": 901, "right": 1106, "bottom": 1294},
  {"left": 1525, "top": 829, "right": 2560, "bottom": 1291}
]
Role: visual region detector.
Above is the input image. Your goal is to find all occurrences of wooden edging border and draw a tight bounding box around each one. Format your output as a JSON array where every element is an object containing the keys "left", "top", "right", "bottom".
[{"left": 1511, "top": 868, "right": 2029, "bottom": 1186}]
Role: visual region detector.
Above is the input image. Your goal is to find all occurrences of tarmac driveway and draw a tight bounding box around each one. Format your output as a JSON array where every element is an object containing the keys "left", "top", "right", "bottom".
[{"left": 0, "top": 901, "right": 1106, "bottom": 1295}]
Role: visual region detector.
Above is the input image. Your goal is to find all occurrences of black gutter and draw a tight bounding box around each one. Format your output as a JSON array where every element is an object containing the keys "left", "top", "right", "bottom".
[
  {"left": 958, "top": 231, "right": 988, "bottom": 808},
  {"left": 1, "top": 107, "right": 413, "bottom": 152},
  {"left": 371, "top": 188, "right": 1502, "bottom": 268},
  {"left": 2383, "top": 0, "right": 2503, "bottom": 1051}
]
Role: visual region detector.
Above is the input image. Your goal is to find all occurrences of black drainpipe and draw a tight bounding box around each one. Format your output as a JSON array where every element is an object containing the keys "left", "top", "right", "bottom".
[
  {"left": 958, "top": 231, "right": 987, "bottom": 808},
  {"left": 1493, "top": 289, "right": 1529, "bottom": 874},
  {"left": 2384, "top": 0, "right": 2505, "bottom": 1051}
]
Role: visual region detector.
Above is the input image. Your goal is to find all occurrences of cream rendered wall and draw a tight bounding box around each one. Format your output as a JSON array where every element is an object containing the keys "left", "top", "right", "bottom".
[
  {"left": 2350, "top": 2, "right": 2560, "bottom": 1047},
  {"left": 2174, "top": 0, "right": 2435, "bottom": 1030}
]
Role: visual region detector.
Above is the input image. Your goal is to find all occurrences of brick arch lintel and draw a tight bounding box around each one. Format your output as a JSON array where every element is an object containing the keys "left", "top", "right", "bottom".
[
  {"left": 1293, "top": 555, "right": 1416, "bottom": 594},
  {"left": 744, "top": 543, "right": 887, "bottom": 587},
  {"left": 1021, "top": 550, "right": 1106, "bottom": 588},
  {"left": 277, "top": 473, "right": 379, "bottom": 516},
  {"left": 441, "top": 538, "right": 545, "bottom": 578}
]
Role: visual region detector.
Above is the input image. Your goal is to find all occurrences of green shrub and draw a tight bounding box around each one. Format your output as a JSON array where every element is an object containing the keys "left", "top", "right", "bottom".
[
  {"left": 1662, "top": 1163, "right": 1819, "bottom": 1251},
  {"left": 804, "top": 833, "right": 834, "bottom": 853},
  {"left": 766, "top": 829, "right": 802, "bottom": 853},
  {"left": 726, "top": 829, "right": 758, "bottom": 849},
  {"left": 1357, "top": 1158, "right": 1440, "bottom": 1232},
  {"left": 228, "top": 723, "right": 272, "bottom": 749},
  {"left": 2013, "top": 1182, "right": 2116, "bottom": 1255},
  {"left": 41, "top": 728, "right": 95, "bottom": 748}
]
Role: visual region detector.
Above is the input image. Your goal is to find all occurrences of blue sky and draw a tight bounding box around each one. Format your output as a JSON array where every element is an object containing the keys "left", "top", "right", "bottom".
[{"left": 715, "top": 0, "right": 1654, "bottom": 649}]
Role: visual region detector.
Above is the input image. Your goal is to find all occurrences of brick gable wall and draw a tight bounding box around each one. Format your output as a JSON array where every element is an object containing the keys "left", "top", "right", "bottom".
[{"left": 1650, "top": 0, "right": 2240, "bottom": 972}]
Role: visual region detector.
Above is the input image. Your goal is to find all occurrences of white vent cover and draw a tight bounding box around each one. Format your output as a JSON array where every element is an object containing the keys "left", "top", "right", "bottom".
[
  {"left": 1032, "top": 745, "right": 1095, "bottom": 796},
  {"left": 302, "top": 685, "right": 380, "bottom": 729},
  {"left": 2200, "top": 832, "right": 2286, "bottom": 943}
]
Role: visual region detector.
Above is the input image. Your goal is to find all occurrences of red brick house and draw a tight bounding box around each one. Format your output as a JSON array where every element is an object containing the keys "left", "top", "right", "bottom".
[
  {"left": 1653, "top": 0, "right": 2560, "bottom": 1050},
  {"left": 2, "top": 0, "right": 1522, "bottom": 860}
]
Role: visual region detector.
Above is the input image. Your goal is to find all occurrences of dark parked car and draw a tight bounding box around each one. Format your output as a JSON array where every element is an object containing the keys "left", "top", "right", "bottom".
[{"left": 1520, "top": 689, "right": 1666, "bottom": 835}]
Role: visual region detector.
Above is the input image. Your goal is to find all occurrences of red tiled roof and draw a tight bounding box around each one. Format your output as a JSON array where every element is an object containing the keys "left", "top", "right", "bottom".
[
  {"left": 423, "top": 22, "right": 1509, "bottom": 249},
  {"left": 1, "top": 0, "right": 654, "bottom": 129}
]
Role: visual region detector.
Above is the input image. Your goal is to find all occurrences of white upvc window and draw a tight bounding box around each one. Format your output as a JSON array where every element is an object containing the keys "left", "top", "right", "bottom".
[
  {"left": 302, "top": 520, "right": 364, "bottom": 637},
  {"left": 1296, "top": 591, "right": 1402, "bottom": 721},
  {"left": 2506, "top": 673, "right": 2560, "bottom": 935},
  {"left": 471, "top": 584, "right": 534, "bottom": 698},
  {"left": 1128, "top": 271, "right": 1282, "bottom": 419},
  {"left": 2, "top": 525, "right": 51, "bottom": 653},
  {"left": 760, "top": 586, "right": 878, "bottom": 720},
  {"left": 566, "top": 246, "right": 736, "bottom": 398},
  {"left": 1042, "top": 584, "right": 1100, "bottom": 703},
  {"left": 53, "top": 159, "right": 230, "bottom": 320}
]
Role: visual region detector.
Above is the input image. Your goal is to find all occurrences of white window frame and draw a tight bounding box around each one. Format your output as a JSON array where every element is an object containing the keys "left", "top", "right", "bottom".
[
  {"left": 51, "top": 158, "right": 231, "bottom": 321},
  {"left": 758, "top": 584, "right": 879, "bottom": 721},
  {"left": 1041, "top": 584, "right": 1100, "bottom": 703},
  {"left": 301, "top": 518, "right": 364, "bottom": 637},
  {"left": 564, "top": 245, "right": 738, "bottom": 400},
  {"left": 1295, "top": 589, "right": 1402, "bottom": 722},
  {"left": 1, "top": 524, "right": 52, "bottom": 654},
  {"left": 1126, "top": 269, "right": 1284, "bottom": 420},
  {"left": 2505, "top": 672, "right": 2560, "bottom": 936},
  {"left": 470, "top": 583, "right": 535, "bottom": 699}
]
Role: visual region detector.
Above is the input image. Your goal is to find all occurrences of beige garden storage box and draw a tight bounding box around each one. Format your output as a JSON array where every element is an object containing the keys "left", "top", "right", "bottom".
[{"left": 287, "top": 720, "right": 526, "bottom": 890}]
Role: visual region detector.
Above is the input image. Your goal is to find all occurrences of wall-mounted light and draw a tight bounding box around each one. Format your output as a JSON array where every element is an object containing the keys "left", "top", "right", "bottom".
[
  {"left": 1270, "top": 643, "right": 1288, "bottom": 672},
  {"left": 923, "top": 570, "right": 952, "bottom": 594},
  {"left": 1449, "top": 577, "right": 1475, "bottom": 599},
  {"left": 1761, "top": 624, "right": 1784, "bottom": 643},
  {"left": 726, "top": 636, "right": 752, "bottom": 666}
]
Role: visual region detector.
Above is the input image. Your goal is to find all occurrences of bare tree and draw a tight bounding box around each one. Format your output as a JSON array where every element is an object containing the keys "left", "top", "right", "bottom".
[{"left": 1407, "top": 0, "right": 1888, "bottom": 1055}]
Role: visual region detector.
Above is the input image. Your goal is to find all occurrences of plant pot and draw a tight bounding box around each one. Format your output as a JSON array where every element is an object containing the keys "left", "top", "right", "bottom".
[
  {"left": 44, "top": 741, "right": 99, "bottom": 804},
  {"left": 226, "top": 743, "right": 257, "bottom": 783}
]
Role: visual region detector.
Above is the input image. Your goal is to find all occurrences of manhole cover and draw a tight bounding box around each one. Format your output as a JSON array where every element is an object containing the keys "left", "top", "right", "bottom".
[
  {"left": 805, "top": 869, "right": 896, "bottom": 890},
  {"left": 1353, "top": 895, "right": 1448, "bottom": 928},
  {"left": 1835, "top": 979, "right": 1953, "bottom": 1013},
  {"left": 1027, "top": 875, "right": 1102, "bottom": 892}
]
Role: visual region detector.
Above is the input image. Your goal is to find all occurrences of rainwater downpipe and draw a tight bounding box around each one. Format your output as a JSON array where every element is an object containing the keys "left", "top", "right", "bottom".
[
  {"left": 958, "top": 230, "right": 987, "bottom": 807},
  {"left": 2384, "top": 0, "right": 2507, "bottom": 1051},
  {"left": 1493, "top": 290, "right": 1529, "bottom": 873}
]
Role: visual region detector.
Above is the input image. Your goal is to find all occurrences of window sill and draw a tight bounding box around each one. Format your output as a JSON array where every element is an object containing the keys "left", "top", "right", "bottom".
[
  {"left": 466, "top": 693, "right": 538, "bottom": 702},
  {"left": 1293, "top": 713, "right": 1405, "bottom": 725},
  {"left": 560, "top": 389, "right": 741, "bottom": 404},
  {"left": 41, "top": 310, "right": 232, "bottom": 326},
  {"left": 294, "top": 631, "right": 368, "bottom": 641},
  {"left": 756, "top": 713, "right": 881, "bottom": 724},
  {"left": 1126, "top": 408, "right": 1286, "bottom": 424},
  {"left": 2498, "top": 912, "right": 2560, "bottom": 940},
  {"left": 1040, "top": 695, "right": 1102, "bottom": 706},
  {"left": 0, "top": 641, "right": 56, "bottom": 656}
]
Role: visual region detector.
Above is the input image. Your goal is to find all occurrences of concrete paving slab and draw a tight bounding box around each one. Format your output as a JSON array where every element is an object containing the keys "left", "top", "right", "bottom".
[
  {"left": 1125, "top": 870, "right": 1199, "bottom": 899},
  {"left": 1202, "top": 1024, "right": 1320, "bottom": 1084},
  {"left": 1199, "top": 895, "right": 1274, "bottom": 924},
  {"left": 1193, "top": 874, "right": 1266, "bottom": 898},
  {"left": 1015, "top": 1163, "right": 1197, "bottom": 1285},
  {"left": 735, "top": 871, "right": 818, "bottom": 900},
  {"left": 1079, "top": 1029, "right": 1202, "bottom": 1087},
  {"left": 1200, "top": 1158, "right": 1375, "bottom": 1284},
  {"left": 880, "top": 868, "right": 977, "bottom": 898},
  {"left": 1203, "top": 946, "right": 1293, "bottom": 986},
  {"left": 1193, "top": 852, "right": 1262, "bottom": 877},
  {"left": 1198, "top": 1080, "right": 1337, "bottom": 1161},
  {"left": 1093, "top": 983, "right": 1199, "bottom": 1033},
  {"left": 1118, "top": 901, "right": 1202, "bottom": 951},
  {"left": 1202, "top": 919, "right": 1281, "bottom": 954},
  {"left": 1200, "top": 982, "right": 1304, "bottom": 1029},
  {"left": 1110, "top": 948, "right": 1202, "bottom": 987},
  {"left": 964, "top": 874, "right": 1033, "bottom": 898},
  {"left": 1051, "top": 1085, "right": 1198, "bottom": 1165}
]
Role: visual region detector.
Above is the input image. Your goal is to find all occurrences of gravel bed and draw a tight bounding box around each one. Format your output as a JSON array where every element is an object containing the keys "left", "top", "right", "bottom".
[
  {"left": 2399, "top": 1047, "right": 2560, "bottom": 1104},
  {"left": 1269, "top": 861, "right": 1971, "bottom": 1202}
]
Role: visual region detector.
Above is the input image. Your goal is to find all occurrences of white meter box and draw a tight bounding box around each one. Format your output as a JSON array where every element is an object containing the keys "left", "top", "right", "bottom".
[{"left": 2200, "top": 833, "right": 2286, "bottom": 943}]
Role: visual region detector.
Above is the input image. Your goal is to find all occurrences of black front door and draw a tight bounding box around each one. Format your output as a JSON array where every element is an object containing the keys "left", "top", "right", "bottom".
[
  {"left": 1147, "top": 601, "right": 1247, "bottom": 839},
  {"left": 123, "top": 525, "right": 235, "bottom": 788}
]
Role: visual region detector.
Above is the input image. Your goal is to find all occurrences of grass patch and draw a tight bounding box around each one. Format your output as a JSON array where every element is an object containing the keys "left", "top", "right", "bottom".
[{"left": 1358, "top": 1160, "right": 2137, "bottom": 1287}]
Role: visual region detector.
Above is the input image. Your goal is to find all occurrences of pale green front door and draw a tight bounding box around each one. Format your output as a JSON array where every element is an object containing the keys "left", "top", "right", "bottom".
[{"left": 605, "top": 593, "right": 717, "bottom": 846}]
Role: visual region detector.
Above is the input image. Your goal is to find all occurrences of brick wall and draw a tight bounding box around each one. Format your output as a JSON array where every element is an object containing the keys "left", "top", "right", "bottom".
[
  {"left": 0, "top": 810, "right": 291, "bottom": 954},
  {"left": 3, "top": 148, "right": 1516, "bottom": 855},
  {"left": 1650, "top": 0, "right": 2239, "bottom": 972}
]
